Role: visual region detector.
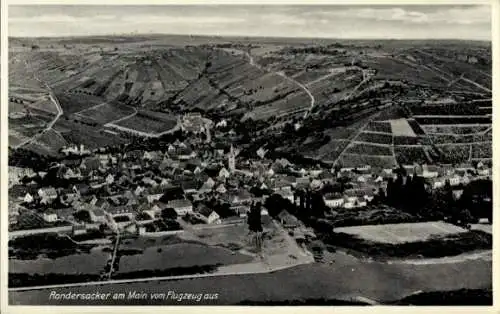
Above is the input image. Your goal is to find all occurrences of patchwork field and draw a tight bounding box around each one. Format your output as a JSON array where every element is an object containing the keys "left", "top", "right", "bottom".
[
  {"left": 390, "top": 119, "right": 416, "bottom": 137},
  {"left": 56, "top": 92, "right": 105, "bottom": 115},
  {"left": 109, "top": 110, "right": 178, "bottom": 135},
  {"left": 75, "top": 102, "right": 136, "bottom": 125},
  {"left": 8, "top": 38, "right": 492, "bottom": 165},
  {"left": 54, "top": 119, "right": 129, "bottom": 149},
  {"left": 334, "top": 222, "right": 467, "bottom": 244}
]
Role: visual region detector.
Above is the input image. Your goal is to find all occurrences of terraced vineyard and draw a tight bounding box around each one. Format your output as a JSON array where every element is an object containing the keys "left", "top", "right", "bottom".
[{"left": 8, "top": 37, "right": 492, "bottom": 163}]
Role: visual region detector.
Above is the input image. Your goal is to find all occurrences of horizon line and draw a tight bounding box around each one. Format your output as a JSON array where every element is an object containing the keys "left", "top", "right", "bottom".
[{"left": 9, "top": 32, "right": 492, "bottom": 42}]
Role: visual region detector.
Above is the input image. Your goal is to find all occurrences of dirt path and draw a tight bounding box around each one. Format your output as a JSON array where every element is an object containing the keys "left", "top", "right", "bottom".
[{"left": 14, "top": 61, "right": 64, "bottom": 149}]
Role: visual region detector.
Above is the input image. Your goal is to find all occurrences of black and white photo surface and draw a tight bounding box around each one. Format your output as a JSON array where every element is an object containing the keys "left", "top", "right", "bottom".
[{"left": 7, "top": 3, "right": 493, "bottom": 306}]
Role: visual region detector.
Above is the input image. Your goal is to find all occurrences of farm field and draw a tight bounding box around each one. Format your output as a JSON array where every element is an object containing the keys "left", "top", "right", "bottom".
[
  {"left": 339, "top": 154, "right": 397, "bottom": 169},
  {"left": 365, "top": 121, "right": 392, "bottom": 133},
  {"left": 9, "top": 101, "right": 25, "bottom": 114},
  {"left": 345, "top": 143, "right": 393, "bottom": 156},
  {"left": 8, "top": 36, "right": 492, "bottom": 167},
  {"left": 436, "top": 145, "right": 472, "bottom": 164},
  {"left": 9, "top": 113, "right": 54, "bottom": 144},
  {"left": 422, "top": 125, "right": 490, "bottom": 135},
  {"left": 56, "top": 92, "right": 106, "bottom": 115},
  {"left": 9, "top": 247, "right": 109, "bottom": 276},
  {"left": 115, "top": 242, "right": 252, "bottom": 277},
  {"left": 312, "top": 140, "right": 350, "bottom": 162},
  {"left": 76, "top": 102, "right": 136, "bottom": 124},
  {"left": 390, "top": 119, "right": 416, "bottom": 137},
  {"left": 23, "top": 129, "right": 68, "bottom": 156},
  {"left": 54, "top": 119, "right": 129, "bottom": 149},
  {"left": 415, "top": 116, "right": 491, "bottom": 125},
  {"left": 356, "top": 132, "right": 393, "bottom": 145},
  {"left": 334, "top": 222, "right": 467, "bottom": 244},
  {"left": 111, "top": 110, "right": 178, "bottom": 135},
  {"left": 471, "top": 143, "right": 492, "bottom": 159},
  {"left": 395, "top": 146, "right": 431, "bottom": 165}
]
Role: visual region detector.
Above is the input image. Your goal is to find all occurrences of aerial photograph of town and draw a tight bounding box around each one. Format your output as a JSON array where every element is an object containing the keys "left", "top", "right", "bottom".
[{"left": 6, "top": 3, "right": 493, "bottom": 306}]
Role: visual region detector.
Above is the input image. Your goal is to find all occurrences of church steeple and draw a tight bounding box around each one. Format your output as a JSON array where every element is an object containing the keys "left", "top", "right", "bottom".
[{"left": 228, "top": 145, "right": 235, "bottom": 173}]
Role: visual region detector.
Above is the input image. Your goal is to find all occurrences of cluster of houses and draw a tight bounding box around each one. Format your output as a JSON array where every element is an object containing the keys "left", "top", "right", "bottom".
[{"left": 8, "top": 126, "right": 492, "bottom": 234}]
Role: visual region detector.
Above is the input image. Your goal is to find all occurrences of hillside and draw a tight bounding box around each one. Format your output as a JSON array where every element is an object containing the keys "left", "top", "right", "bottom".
[{"left": 8, "top": 36, "right": 492, "bottom": 165}]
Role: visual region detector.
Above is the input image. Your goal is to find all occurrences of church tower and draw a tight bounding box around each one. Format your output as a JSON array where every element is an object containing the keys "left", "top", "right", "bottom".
[{"left": 228, "top": 145, "right": 236, "bottom": 173}]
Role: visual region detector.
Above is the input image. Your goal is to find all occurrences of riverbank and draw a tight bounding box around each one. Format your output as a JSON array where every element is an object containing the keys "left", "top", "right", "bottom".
[{"left": 9, "top": 251, "right": 491, "bottom": 305}]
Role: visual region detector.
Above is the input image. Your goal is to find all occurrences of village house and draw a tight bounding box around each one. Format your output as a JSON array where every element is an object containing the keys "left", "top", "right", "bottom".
[
  {"left": 277, "top": 210, "right": 300, "bottom": 229},
  {"left": 90, "top": 179, "right": 106, "bottom": 190},
  {"left": 216, "top": 184, "right": 227, "bottom": 194},
  {"left": 167, "top": 199, "right": 193, "bottom": 216},
  {"left": 141, "top": 177, "right": 158, "bottom": 187},
  {"left": 63, "top": 167, "right": 82, "bottom": 180},
  {"left": 309, "top": 179, "right": 323, "bottom": 191},
  {"left": 206, "top": 211, "right": 222, "bottom": 224},
  {"left": 403, "top": 164, "right": 417, "bottom": 174},
  {"left": 309, "top": 169, "right": 323, "bottom": 178},
  {"left": 60, "top": 191, "right": 80, "bottom": 206},
  {"left": 146, "top": 193, "right": 163, "bottom": 204},
  {"left": 89, "top": 208, "right": 107, "bottom": 223},
  {"left": 429, "top": 177, "right": 446, "bottom": 190},
  {"left": 295, "top": 177, "right": 310, "bottom": 190},
  {"left": 318, "top": 171, "right": 335, "bottom": 185},
  {"left": 340, "top": 166, "right": 355, "bottom": 173},
  {"left": 269, "top": 179, "right": 292, "bottom": 193},
  {"left": 72, "top": 224, "right": 87, "bottom": 236},
  {"left": 94, "top": 199, "right": 111, "bottom": 211},
  {"left": 23, "top": 192, "right": 34, "bottom": 203},
  {"left": 439, "top": 164, "right": 455, "bottom": 177},
  {"left": 343, "top": 190, "right": 359, "bottom": 208},
  {"left": 98, "top": 154, "right": 111, "bottom": 167},
  {"left": 9, "top": 208, "right": 20, "bottom": 225},
  {"left": 447, "top": 174, "right": 461, "bottom": 186},
  {"left": 177, "top": 146, "right": 197, "bottom": 160},
  {"left": 134, "top": 185, "right": 146, "bottom": 196},
  {"left": 106, "top": 206, "right": 135, "bottom": 219},
  {"left": 422, "top": 165, "right": 439, "bottom": 178},
  {"left": 80, "top": 157, "right": 101, "bottom": 172},
  {"left": 231, "top": 204, "right": 250, "bottom": 217},
  {"left": 105, "top": 174, "right": 115, "bottom": 185},
  {"left": 218, "top": 167, "right": 230, "bottom": 180},
  {"left": 356, "top": 165, "right": 371, "bottom": 172},
  {"left": 54, "top": 207, "right": 75, "bottom": 222},
  {"left": 324, "top": 193, "right": 345, "bottom": 208},
  {"left": 42, "top": 210, "right": 58, "bottom": 223},
  {"left": 477, "top": 162, "right": 491, "bottom": 177},
  {"left": 453, "top": 189, "right": 464, "bottom": 200},
  {"left": 199, "top": 177, "right": 216, "bottom": 192},
  {"left": 38, "top": 187, "right": 58, "bottom": 204},
  {"left": 276, "top": 189, "right": 294, "bottom": 203},
  {"left": 456, "top": 163, "right": 475, "bottom": 172},
  {"left": 150, "top": 201, "right": 168, "bottom": 216}
]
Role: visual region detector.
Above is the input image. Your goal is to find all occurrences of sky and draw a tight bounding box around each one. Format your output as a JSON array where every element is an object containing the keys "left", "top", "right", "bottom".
[{"left": 8, "top": 4, "right": 492, "bottom": 40}]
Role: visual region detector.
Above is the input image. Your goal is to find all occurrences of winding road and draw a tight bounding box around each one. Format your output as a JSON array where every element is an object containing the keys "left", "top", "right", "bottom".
[{"left": 14, "top": 61, "right": 64, "bottom": 149}]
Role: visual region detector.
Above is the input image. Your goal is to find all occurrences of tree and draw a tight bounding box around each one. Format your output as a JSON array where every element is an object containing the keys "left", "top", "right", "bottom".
[
  {"left": 247, "top": 202, "right": 263, "bottom": 233},
  {"left": 161, "top": 207, "right": 178, "bottom": 220},
  {"left": 74, "top": 210, "right": 92, "bottom": 223},
  {"left": 265, "top": 194, "right": 295, "bottom": 217}
]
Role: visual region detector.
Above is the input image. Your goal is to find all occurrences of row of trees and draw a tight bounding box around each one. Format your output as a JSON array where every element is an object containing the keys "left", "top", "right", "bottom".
[{"left": 383, "top": 170, "right": 492, "bottom": 224}]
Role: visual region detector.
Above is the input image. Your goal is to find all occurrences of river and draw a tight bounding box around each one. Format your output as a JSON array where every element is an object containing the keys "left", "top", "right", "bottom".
[{"left": 9, "top": 251, "right": 491, "bottom": 305}]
